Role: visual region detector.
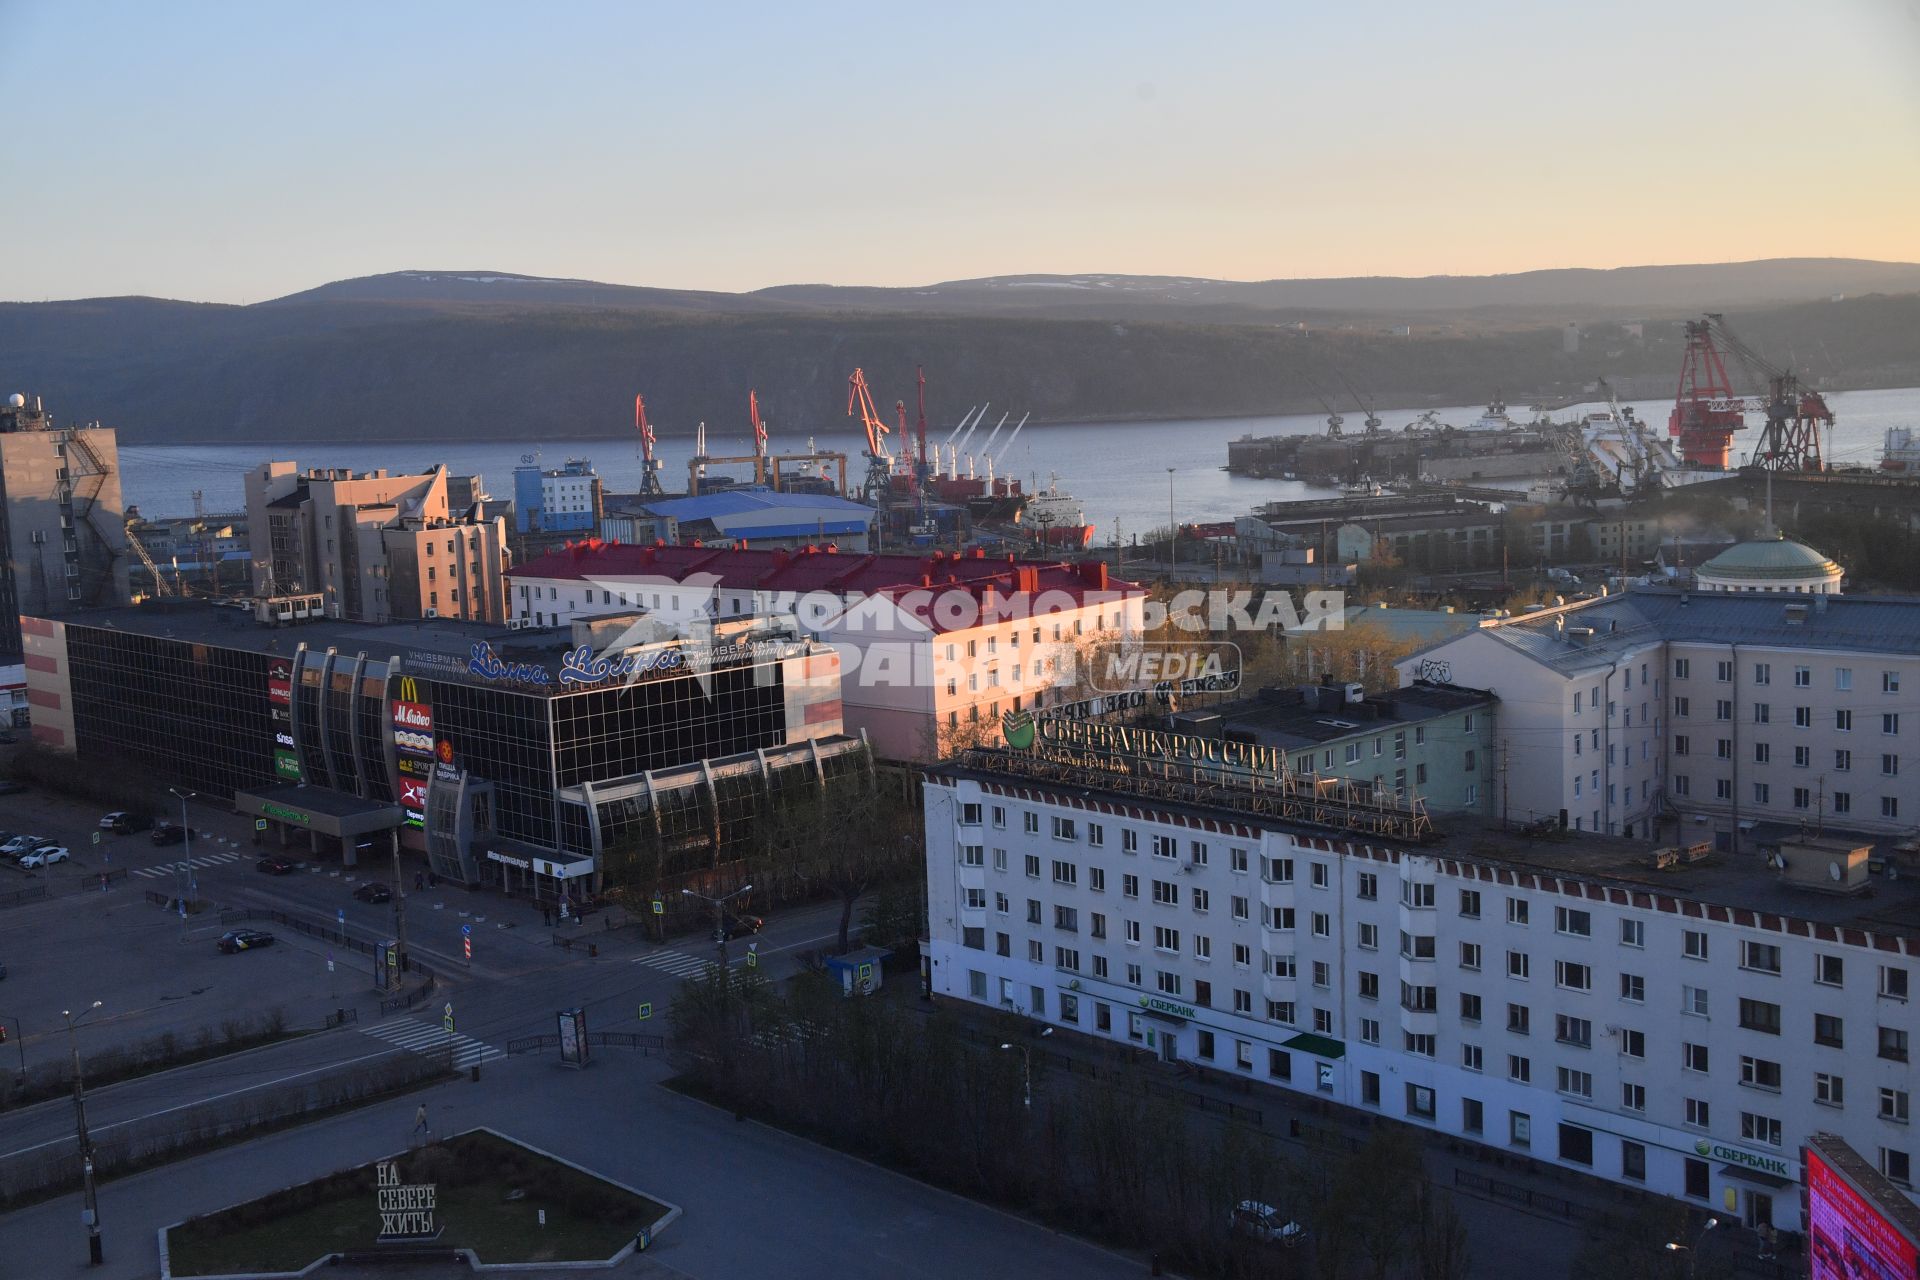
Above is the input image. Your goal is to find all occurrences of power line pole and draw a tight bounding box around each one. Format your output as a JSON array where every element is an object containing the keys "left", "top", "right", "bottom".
[
  {"left": 389, "top": 831, "right": 411, "bottom": 976},
  {"left": 65, "top": 1002, "right": 104, "bottom": 1265},
  {"left": 1500, "top": 738, "right": 1511, "bottom": 832}
]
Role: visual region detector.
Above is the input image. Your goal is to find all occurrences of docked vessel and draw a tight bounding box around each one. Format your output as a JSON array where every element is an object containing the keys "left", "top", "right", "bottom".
[
  {"left": 1881, "top": 427, "right": 1920, "bottom": 475},
  {"left": 1010, "top": 475, "right": 1094, "bottom": 548}
]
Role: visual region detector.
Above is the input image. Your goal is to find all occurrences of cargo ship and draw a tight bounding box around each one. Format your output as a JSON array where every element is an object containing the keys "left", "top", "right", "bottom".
[
  {"left": 996, "top": 475, "right": 1093, "bottom": 548},
  {"left": 1881, "top": 427, "right": 1920, "bottom": 475}
]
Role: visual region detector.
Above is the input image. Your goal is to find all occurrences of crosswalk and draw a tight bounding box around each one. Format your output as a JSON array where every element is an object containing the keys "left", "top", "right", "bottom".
[
  {"left": 129, "top": 850, "right": 244, "bottom": 878},
  {"left": 634, "top": 948, "right": 727, "bottom": 978},
  {"left": 362, "top": 1018, "right": 503, "bottom": 1069}
]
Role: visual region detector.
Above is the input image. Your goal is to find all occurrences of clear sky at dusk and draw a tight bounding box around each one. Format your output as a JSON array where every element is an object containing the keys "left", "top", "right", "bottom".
[{"left": 3, "top": 0, "right": 1917, "bottom": 303}]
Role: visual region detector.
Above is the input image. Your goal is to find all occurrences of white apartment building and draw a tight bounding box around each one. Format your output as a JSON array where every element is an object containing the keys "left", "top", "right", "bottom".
[
  {"left": 506, "top": 543, "right": 1146, "bottom": 761},
  {"left": 1396, "top": 586, "right": 1920, "bottom": 848},
  {"left": 924, "top": 743, "right": 1920, "bottom": 1233}
]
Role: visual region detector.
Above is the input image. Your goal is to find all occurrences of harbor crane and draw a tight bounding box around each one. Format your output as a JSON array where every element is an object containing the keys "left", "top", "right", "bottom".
[
  {"left": 635, "top": 393, "right": 664, "bottom": 495},
  {"left": 1668, "top": 319, "right": 1746, "bottom": 468},
  {"left": 1703, "top": 313, "right": 1833, "bottom": 473},
  {"left": 1336, "top": 371, "right": 1384, "bottom": 435},
  {"left": 749, "top": 389, "right": 768, "bottom": 458},
  {"left": 847, "top": 368, "right": 895, "bottom": 503}
]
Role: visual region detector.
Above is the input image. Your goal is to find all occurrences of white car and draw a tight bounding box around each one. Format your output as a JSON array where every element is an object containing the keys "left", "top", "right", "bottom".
[
  {"left": 100, "top": 811, "right": 130, "bottom": 830},
  {"left": 1228, "top": 1200, "right": 1305, "bottom": 1247},
  {"left": 19, "top": 846, "right": 69, "bottom": 868},
  {"left": 1, "top": 834, "right": 45, "bottom": 856}
]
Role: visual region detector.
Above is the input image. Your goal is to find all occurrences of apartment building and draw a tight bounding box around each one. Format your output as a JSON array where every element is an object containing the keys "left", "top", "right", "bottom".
[
  {"left": 924, "top": 732, "right": 1920, "bottom": 1233},
  {"left": 1396, "top": 583, "right": 1920, "bottom": 847},
  {"left": 244, "top": 463, "right": 507, "bottom": 623},
  {"left": 505, "top": 542, "right": 1147, "bottom": 761},
  {"left": 513, "top": 458, "right": 602, "bottom": 534}
]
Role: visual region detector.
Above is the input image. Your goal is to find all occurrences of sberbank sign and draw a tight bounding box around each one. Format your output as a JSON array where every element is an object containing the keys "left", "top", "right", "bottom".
[
  {"left": 1693, "top": 1138, "right": 1794, "bottom": 1181},
  {"left": 1138, "top": 995, "right": 1197, "bottom": 1020},
  {"left": 262, "top": 802, "right": 312, "bottom": 827}
]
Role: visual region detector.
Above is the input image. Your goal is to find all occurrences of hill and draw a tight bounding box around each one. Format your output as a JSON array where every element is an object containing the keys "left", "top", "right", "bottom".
[{"left": 2, "top": 261, "right": 1917, "bottom": 444}]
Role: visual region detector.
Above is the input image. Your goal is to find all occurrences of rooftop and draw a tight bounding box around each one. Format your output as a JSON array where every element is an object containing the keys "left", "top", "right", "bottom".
[
  {"left": 933, "top": 755, "right": 1920, "bottom": 939},
  {"left": 1171, "top": 680, "right": 1495, "bottom": 749},
  {"left": 1697, "top": 535, "right": 1843, "bottom": 580},
  {"left": 1408, "top": 585, "right": 1920, "bottom": 673},
  {"left": 507, "top": 543, "right": 1142, "bottom": 632}
]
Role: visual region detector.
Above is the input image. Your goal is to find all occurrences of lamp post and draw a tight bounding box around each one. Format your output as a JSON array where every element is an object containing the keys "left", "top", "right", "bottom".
[
  {"left": 681, "top": 883, "right": 754, "bottom": 969},
  {"left": 166, "top": 787, "right": 194, "bottom": 916},
  {"left": 1663, "top": 1216, "right": 1717, "bottom": 1279},
  {"left": 64, "top": 1000, "right": 104, "bottom": 1265},
  {"left": 1166, "top": 467, "right": 1176, "bottom": 569},
  {"left": 998, "top": 1042, "right": 1032, "bottom": 1109},
  {"left": 0, "top": 1011, "right": 24, "bottom": 1084}
]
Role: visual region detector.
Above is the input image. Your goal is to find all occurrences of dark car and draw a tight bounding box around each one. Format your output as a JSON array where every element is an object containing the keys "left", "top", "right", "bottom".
[
  {"left": 216, "top": 929, "right": 275, "bottom": 954},
  {"left": 111, "top": 813, "right": 153, "bottom": 834},
  {"left": 150, "top": 824, "right": 187, "bottom": 846},
  {"left": 352, "top": 882, "right": 393, "bottom": 904},
  {"left": 714, "top": 911, "right": 764, "bottom": 941},
  {"left": 255, "top": 856, "right": 297, "bottom": 875}
]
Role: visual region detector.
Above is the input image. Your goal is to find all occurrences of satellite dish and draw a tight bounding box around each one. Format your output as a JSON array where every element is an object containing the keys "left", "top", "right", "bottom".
[
  {"left": 6, "top": 393, "right": 23, "bottom": 408},
  {"left": 1829, "top": 861, "right": 1842, "bottom": 882}
]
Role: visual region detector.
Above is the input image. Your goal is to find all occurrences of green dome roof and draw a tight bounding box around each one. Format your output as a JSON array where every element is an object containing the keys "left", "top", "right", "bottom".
[{"left": 1698, "top": 536, "right": 1841, "bottom": 580}]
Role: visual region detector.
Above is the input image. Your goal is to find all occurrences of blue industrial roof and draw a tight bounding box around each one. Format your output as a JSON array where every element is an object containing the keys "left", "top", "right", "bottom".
[{"left": 638, "top": 488, "right": 873, "bottom": 522}]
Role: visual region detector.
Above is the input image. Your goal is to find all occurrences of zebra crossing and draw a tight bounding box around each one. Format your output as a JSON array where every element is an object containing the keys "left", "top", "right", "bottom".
[
  {"left": 362, "top": 1018, "right": 503, "bottom": 1069},
  {"left": 130, "top": 850, "right": 244, "bottom": 878},
  {"left": 634, "top": 948, "right": 728, "bottom": 978}
]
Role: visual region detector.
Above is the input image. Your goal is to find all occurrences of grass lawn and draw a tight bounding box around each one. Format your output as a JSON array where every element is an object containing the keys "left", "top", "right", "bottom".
[{"left": 166, "top": 1131, "right": 668, "bottom": 1276}]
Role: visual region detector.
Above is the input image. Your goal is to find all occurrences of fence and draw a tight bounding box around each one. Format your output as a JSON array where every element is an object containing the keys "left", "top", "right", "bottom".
[
  {"left": 378, "top": 974, "right": 437, "bottom": 1017},
  {"left": 1451, "top": 1168, "right": 1597, "bottom": 1223},
  {"left": 322, "top": 1007, "right": 359, "bottom": 1029},
  {"left": 507, "top": 1032, "right": 665, "bottom": 1057},
  {"left": 0, "top": 884, "right": 47, "bottom": 910}
]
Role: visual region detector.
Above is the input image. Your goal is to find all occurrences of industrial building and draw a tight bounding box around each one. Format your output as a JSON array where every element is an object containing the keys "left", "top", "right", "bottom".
[
  {"left": 600, "top": 487, "right": 875, "bottom": 552},
  {"left": 514, "top": 457, "right": 602, "bottom": 534},
  {"left": 923, "top": 718, "right": 1920, "bottom": 1233}
]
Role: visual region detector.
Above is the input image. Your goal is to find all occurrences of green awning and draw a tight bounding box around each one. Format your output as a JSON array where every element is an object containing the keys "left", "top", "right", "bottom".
[{"left": 1281, "top": 1032, "right": 1346, "bottom": 1060}]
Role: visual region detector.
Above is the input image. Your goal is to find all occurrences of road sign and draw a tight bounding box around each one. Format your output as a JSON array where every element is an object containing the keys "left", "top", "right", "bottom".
[
  {"left": 559, "top": 899, "right": 570, "bottom": 920},
  {"left": 442, "top": 1002, "right": 455, "bottom": 1032},
  {"left": 637, "top": 1002, "right": 652, "bottom": 1021},
  {"left": 255, "top": 818, "right": 268, "bottom": 831},
  {"left": 337, "top": 908, "right": 346, "bottom": 926},
  {"left": 461, "top": 923, "right": 471, "bottom": 936},
  {"left": 746, "top": 941, "right": 758, "bottom": 969},
  {"left": 650, "top": 899, "right": 663, "bottom": 915},
  {"left": 91, "top": 831, "right": 101, "bottom": 845},
  {"left": 326, "top": 951, "right": 335, "bottom": 973}
]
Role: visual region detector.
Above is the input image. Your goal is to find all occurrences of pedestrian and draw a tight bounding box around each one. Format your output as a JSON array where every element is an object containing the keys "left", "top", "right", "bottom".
[
  {"left": 413, "top": 1103, "right": 429, "bottom": 1136},
  {"left": 415, "top": 871, "right": 424, "bottom": 891},
  {"left": 542, "top": 906, "right": 552, "bottom": 928},
  {"left": 428, "top": 871, "right": 437, "bottom": 888}
]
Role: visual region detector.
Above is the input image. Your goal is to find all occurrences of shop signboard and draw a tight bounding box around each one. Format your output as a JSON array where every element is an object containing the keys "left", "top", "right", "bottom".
[
  {"left": 557, "top": 1007, "right": 589, "bottom": 1067},
  {"left": 273, "top": 750, "right": 301, "bottom": 781}
]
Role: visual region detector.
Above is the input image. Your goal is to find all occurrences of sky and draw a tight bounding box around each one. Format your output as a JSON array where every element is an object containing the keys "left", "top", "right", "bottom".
[{"left": 3, "top": 0, "right": 1918, "bottom": 304}]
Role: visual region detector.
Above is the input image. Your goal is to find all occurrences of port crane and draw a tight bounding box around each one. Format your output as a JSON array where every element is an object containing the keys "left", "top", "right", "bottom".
[
  {"left": 1668, "top": 319, "right": 1746, "bottom": 468},
  {"left": 1336, "top": 371, "right": 1384, "bottom": 435},
  {"left": 635, "top": 393, "right": 664, "bottom": 494},
  {"left": 847, "top": 368, "right": 895, "bottom": 503},
  {"left": 749, "top": 389, "right": 768, "bottom": 458},
  {"left": 1702, "top": 313, "right": 1833, "bottom": 473},
  {"left": 1308, "top": 381, "right": 1345, "bottom": 438}
]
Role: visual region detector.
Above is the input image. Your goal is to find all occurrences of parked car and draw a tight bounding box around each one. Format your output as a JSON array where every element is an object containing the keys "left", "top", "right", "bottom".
[
  {"left": 0, "top": 731, "right": 18, "bottom": 745},
  {"left": 1, "top": 834, "right": 45, "bottom": 857},
  {"left": 717, "top": 911, "right": 765, "bottom": 941},
  {"left": 352, "top": 882, "right": 392, "bottom": 904},
  {"left": 1228, "top": 1201, "right": 1305, "bottom": 1247},
  {"left": 255, "top": 856, "right": 297, "bottom": 875},
  {"left": 111, "top": 813, "right": 152, "bottom": 834},
  {"left": 18, "top": 846, "right": 69, "bottom": 868},
  {"left": 216, "top": 929, "right": 276, "bottom": 954},
  {"left": 150, "top": 824, "right": 187, "bottom": 846},
  {"left": 99, "top": 811, "right": 130, "bottom": 830}
]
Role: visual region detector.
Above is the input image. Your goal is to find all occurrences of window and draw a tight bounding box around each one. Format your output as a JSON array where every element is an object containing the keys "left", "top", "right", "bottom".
[
  {"left": 1882, "top": 966, "right": 1909, "bottom": 1000},
  {"left": 1122, "top": 830, "right": 1138, "bottom": 854},
  {"left": 1815, "top": 1013, "right": 1845, "bottom": 1048},
  {"left": 1027, "top": 940, "right": 1042, "bottom": 963},
  {"left": 1088, "top": 867, "right": 1105, "bottom": 893},
  {"left": 1051, "top": 816, "right": 1077, "bottom": 841},
  {"left": 1837, "top": 709, "right": 1854, "bottom": 732},
  {"left": 1880, "top": 1027, "right": 1910, "bottom": 1062},
  {"left": 1838, "top": 667, "right": 1854, "bottom": 691},
  {"left": 1557, "top": 1068, "right": 1593, "bottom": 1100},
  {"left": 1153, "top": 925, "right": 1179, "bottom": 953},
  {"left": 1889, "top": 715, "right": 1903, "bottom": 736},
  {"left": 1460, "top": 993, "right": 1482, "bottom": 1022},
  {"left": 1507, "top": 951, "right": 1530, "bottom": 980},
  {"left": 1817, "top": 954, "right": 1845, "bottom": 987},
  {"left": 959, "top": 802, "right": 982, "bottom": 825},
  {"left": 1506, "top": 897, "right": 1529, "bottom": 926},
  {"left": 1674, "top": 696, "right": 1690, "bottom": 718},
  {"left": 1150, "top": 834, "right": 1176, "bottom": 859},
  {"left": 1622, "top": 1140, "right": 1647, "bottom": 1181},
  {"left": 1885, "top": 796, "right": 1903, "bottom": 820},
  {"left": 1740, "top": 1113, "right": 1783, "bottom": 1147},
  {"left": 1683, "top": 1042, "right": 1710, "bottom": 1073},
  {"left": 1754, "top": 662, "right": 1771, "bottom": 685},
  {"left": 1232, "top": 942, "right": 1250, "bottom": 967},
  {"left": 1620, "top": 973, "right": 1645, "bottom": 1003},
  {"left": 1739, "top": 998, "right": 1782, "bottom": 1035},
  {"left": 1674, "top": 658, "right": 1691, "bottom": 679},
  {"left": 1717, "top": 660, "right": 1733, "bottom": 682},
  {"left": 1619, "top": 918, "right": 1644, "bottom": 948},
  {"left": 1459, "top": 889, "right": 1481, "bottom": 918},
  {"left": 1024, "top": 854, "right": 1041, "bottom": 879},
  {"left": 1357, "top": 922, "right": 1378, "bottom": 950},
  {"left": 1051, "top": 860, "right": 1077, "bottom": 886},
  {"left": 1741, "top": 941, "right": 1781, "bottom": 974},
  {"left": 1311, "top": 912, "right": 1330, "bottom": 938},
  {"left": 1192, "top": 888, "right": 1210, "bottom": 913},
  {"left": 1026, "top": 900, "right": 1042, "bottom": 925},
  {"left": 1682, "top": 985, "right": 1709, "bottom": 1017},
  {"left": 1263, "top": 856, "right": 1292, "bottom": 883},
  {"left": 1229, "top": 846, "right": 1247, "bottom": 872},
  {"left": 1510, "top": 1112, "right": 1531, "bottom": 1149},
  {"left": 1313, "top": 960, "right": 1332, "bottom": 989},
  {"left": 1555, "top": 907, "right": 1591, "bottom": 937},
  {"left": 1459, "top": 942, "right": 1481, "bottom": 971},
  {"left": 1881, "top": 1088, "right": 1911, "bottom": 1123},
  {"left": 1091, "top": 913, "right": 1107, "bottom": 940},
  {"left": 1400, "top": 932, "right": 1435, "bottom": 960},
  {"left": 1555, "top": 961, "right": 1591, "bottom": 992},
  {"left": 1507, "top": 1003, "right": 1531, "bottom": 1035},
  {"left": 1124, "top": 920, "right": 1141, "bottom": 944},
  {"left": 1232, "top": 895, "right": 1250, "bottom": 922},
  {"left": 1507, "top": 1055, "right": 1531, "bottom": 1084},
  {"left": 1886, "top": 754, "right": 1902, "bottom": 777},
  {"left": 1685, "top": 1098, "right": 1710, "bottom": 1129},
  {"left": 1156, "top": 971, "right": 1182, "bottom": 996},
  {"left": 1188, "top": 841, "right": 1208, "bottom": 866},
  {"left": 1151, "top": 880, "right": 1178, "bottom": 906},
  {"left": 1716, "top": 700, "right": 1733, "bottom": 722},
  {"left": 1683, "top": 930, "right": 1708, "bottom": 960},
  {"left": 964, "top": 887, "right": 986, "bottom": 911},
  {"left": 1311, "top": 862, "right": 1329, "bottom": 889},
  {"left": 960, "top": 844, "right": 984, "bottom": 868},
  {"left": 1086, "top": 824, "right": 1104, "bottom": 847},
  {"left": 1400, "top": 879, "right": 1434, "bottom": 907},
  {"left": 1053, "top": 905, "right": 1079, "bottom": 933},
  {"left": 1359, "top": 1017, "right": 1380, "bottom": 1045},
  {"left": 1816, "top": 1074, "right": 1845, "bottom": 1107},
  {"left": 1270, "top": 954, "right": 1295, "bottom": 979},
  {"left": 1023, "top": 812, "right": 1039, "bottom": 834},
  {"left": 1555, "top": 1015, "right": 1592, "bottom": 1048},
  {"left": 1796, "top": 745, "right": 1811, "bottom": 768},
  {"left": 1123, "top": 874, "right": 1139, "bottom": 899},
  {"left": 1881, "top": 1149, "right": 1912, "bottom": 1189},
  {"left": 1462, "top": 1044, "right": 1484, "bottom": 1074},
  {"left": 1740, "top": 1056, "right": 1782, "bottom": 1091},
  {"left": 1620, "top": 1028, "right": 1645, "bottom": 1058}
]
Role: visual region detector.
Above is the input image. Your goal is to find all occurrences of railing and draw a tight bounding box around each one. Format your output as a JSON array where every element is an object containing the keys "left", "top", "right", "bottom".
[
  {"left": 377, "top": 974, "right": 437, "bottom": 1017},
  {"left": 322, "top": 1007, "right": 360, "bottom": 1029},
  {"left": 0, "top": 884, "right": 48, "bottom": 910},
  {"left": 1451, "top": 1168, "right": 1598, "bottom": 1222},
  {"left": 506, "top": 1032, "right": 665, "bottom": 1056}
]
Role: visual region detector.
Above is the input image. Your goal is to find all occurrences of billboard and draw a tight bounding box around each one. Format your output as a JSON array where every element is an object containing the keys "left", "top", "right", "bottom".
[
  {"left": 391, "top": 678, "right": 433, "bottom": 826},
  {"left": 1808, "top": 1147, "right": 1919, "bottom": 1280}
]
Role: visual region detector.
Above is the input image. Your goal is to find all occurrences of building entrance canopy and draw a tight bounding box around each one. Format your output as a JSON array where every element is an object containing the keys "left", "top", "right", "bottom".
[{"left": 233, "top": 784, "right": 405, "bottom": 841}]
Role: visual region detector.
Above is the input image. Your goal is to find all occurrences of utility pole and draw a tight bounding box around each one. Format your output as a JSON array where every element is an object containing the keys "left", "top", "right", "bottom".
[
  {"left": 389, "top": 831, "right": 410, "bottom": 975},
  {"left": 65, "top": 1001, "right": 104, "bottom": 1265},
  {"left": 1166, "top": 468, "right": 1176, "bottom": 571},
  {"left": 682, "top": 883, "right": 754, "bottom": 970},
  {"left": 1500, "top": 739, "right": 1511, "bottom": 831},
  {"left": 167, "top": 788, "right": 194, "bottom": 915}
]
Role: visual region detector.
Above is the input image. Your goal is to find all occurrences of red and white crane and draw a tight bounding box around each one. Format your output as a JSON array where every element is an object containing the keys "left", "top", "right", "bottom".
[
  {"left": 635, "top": 392, "right": 664, "bottom": 495},
  {"left": 847, "top": 368, "right": 894, "bottom": 502}
]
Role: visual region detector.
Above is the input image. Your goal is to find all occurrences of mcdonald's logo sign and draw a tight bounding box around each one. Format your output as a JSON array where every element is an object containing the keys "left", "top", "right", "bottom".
[{"left": 397, "top": 676, "right": 422, "bottom": 704}]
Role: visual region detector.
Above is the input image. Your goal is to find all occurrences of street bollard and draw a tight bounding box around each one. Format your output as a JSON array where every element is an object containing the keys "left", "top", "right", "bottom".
[
  {"left": 588, "top": 943, "right": 598, "bottom": 958},
  {"left": 470, "top": 1064, "right": 480, "bottom": 1082}
]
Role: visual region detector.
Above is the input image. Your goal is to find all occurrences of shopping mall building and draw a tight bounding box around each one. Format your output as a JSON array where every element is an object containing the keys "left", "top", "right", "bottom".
[{"left": 22, "top": 598, "right": 859, "bottom": 899}]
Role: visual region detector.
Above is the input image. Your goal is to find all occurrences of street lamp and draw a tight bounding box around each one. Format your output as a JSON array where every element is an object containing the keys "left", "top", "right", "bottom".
[
  {"left": 681, "top": 883, "right": 754, "bottom": 969},
  {"left": 166, "top": 787, "right": 195, "bottom": 915},
  {"left": 63, "top": 1000, "right": 104, "bottom": 1265},
  {"left": 998, "top": 1042, "right": 1032, "bottom": 1109},
  {"left": 0, "top": 1011, "right": 24, "bottom": 1085},
  {"left": 1663, "top": 1216, "right": 1717, "bottom": 1279},
  {"left": 1166, "top": 468, "right": 1176, "bottom": 569}
]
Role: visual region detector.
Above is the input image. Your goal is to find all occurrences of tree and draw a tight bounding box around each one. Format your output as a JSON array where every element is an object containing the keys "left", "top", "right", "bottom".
[
  {"left": 1411, "top": 1185, "right": 1472, "bottom": 1280},
  {"left": 794, "top": 773, "right": 923, "bottom": 955}
]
